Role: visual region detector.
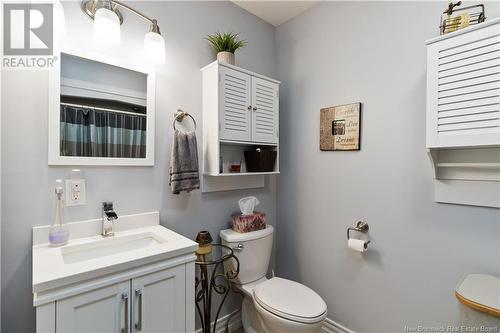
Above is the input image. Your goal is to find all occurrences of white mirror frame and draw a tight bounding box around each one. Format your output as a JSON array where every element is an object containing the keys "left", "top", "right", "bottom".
[{"left": 48, "top": 47, "right": 156, "bottom": 166}]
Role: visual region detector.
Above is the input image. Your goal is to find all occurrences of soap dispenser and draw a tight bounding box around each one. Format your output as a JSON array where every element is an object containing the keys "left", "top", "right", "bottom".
[{"left": 48, "top": 179, "right": 69, "bottom": 246}]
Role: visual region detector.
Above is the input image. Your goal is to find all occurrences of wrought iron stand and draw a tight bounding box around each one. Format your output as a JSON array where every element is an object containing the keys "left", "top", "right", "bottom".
[{"left": 195, "top": 244, "right": 240, "bottom": 333}]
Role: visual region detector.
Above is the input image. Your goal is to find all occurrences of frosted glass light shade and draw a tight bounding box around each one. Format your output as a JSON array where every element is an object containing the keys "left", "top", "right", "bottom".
[
  {"left": 144, "top": 31, "right": 166, "bottom": 65},
  {"left": 93, "top": 7, "right": 120, "bottom": 47}
]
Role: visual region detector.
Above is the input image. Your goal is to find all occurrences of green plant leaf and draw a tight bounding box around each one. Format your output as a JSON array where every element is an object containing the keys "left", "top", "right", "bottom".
[{"left": 206, "top": 32, "right": 247, "bottom": 53}]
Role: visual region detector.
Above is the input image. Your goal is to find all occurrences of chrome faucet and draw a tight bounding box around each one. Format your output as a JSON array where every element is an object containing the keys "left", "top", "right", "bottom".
[{"left": 102, "top": 201, "right": 118, "bottom": 237}]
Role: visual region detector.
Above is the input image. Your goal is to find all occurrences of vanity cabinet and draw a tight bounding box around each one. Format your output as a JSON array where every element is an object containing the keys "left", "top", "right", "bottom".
[
  {"left": 55, "top": 265, "right": 186, "bottom": 333},
  {"left": 202, "top": 61, "right": 280, "bottom": 185},
  {"left": 33, "top": 213, "right": 197, "bottom": 333},
  {"left": 57, "top": 281, "right": 130, "bottom": 332},
  {"left": 131, "top": 265, "right": 186, "bottom": 332}
]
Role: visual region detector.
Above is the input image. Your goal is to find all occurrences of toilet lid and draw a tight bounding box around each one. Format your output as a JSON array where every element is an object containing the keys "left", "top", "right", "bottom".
[
  {"left": 253, "top": 277, "right": 327, "bottom": 323},
  {"left": 455, "top": 274, "right": 500, "bottom": 318}
]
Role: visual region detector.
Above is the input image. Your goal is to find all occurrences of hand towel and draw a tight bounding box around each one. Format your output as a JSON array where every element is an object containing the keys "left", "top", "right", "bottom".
[{"left": 169, "top": 130, "right": 200, "bottom": 194}]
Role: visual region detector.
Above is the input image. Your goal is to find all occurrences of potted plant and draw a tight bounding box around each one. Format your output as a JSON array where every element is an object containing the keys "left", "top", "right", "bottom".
[{"left": 206, "top": 32, "right": 246, "bottom": 65}]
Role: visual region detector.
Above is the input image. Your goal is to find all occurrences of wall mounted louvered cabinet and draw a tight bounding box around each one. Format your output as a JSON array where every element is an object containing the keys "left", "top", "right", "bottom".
[
  {"left": 218, "top": 65, "right": 279, "bottom": 144},
  {"left": 425, "top": 18, "right": 500, "bottom": 208},
  {"left": 251, "top": 76, "right": 280, "bottom": 143},
  {"left": 426, "top": 18, "right": 500, "bottom": 148},
  {"left": 201, "top": 61, "right": 280, "bottom": 192},
  {"left": 218, "top": 66, "right": 253, "bottom": 142}
]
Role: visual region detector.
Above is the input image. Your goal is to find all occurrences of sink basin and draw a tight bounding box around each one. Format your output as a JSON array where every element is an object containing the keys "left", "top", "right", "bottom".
[
  {"left": 61, "top": 232, "right": 167, "bottom": 264},
  {"left": 32, "top": 212, "right": 198, "bottom": 295}
]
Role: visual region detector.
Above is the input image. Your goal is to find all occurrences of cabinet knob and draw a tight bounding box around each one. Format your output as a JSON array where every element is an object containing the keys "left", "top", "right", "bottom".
[
  {"left": 247, "top": 105, "right": 252, "bottom": 110},
  {"left": 252, "top": 107, "right": 258, "bottom": 111}
]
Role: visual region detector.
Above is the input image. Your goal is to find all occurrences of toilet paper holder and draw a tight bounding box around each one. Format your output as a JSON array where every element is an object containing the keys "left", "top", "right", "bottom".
[{"left": 347, "top": 221, "right": 370, "bottom": 244}]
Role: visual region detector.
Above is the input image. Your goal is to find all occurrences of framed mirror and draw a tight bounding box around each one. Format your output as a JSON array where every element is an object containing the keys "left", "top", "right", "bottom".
[{"left": 48, "top": 49, "right": 155, "bottom": 165}]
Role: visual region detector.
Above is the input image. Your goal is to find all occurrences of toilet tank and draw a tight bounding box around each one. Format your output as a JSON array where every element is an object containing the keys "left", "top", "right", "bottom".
[{"left": 220, "top": 225, "right": 273, "bottom": 285}]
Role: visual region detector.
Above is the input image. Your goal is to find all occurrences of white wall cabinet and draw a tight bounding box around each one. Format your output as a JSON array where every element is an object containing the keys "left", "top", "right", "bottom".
[
  {"left": 218, "top": 65, "right": 279, "bottom": 144},
  {"left": 202, "top": 61, "right": 280, "bottom": 191},
  {"left": 425, "top": 18, "right": 500, "bottom": 208},
  {"left": 426, "top": 18, "right": 500, "bottom": 148}
]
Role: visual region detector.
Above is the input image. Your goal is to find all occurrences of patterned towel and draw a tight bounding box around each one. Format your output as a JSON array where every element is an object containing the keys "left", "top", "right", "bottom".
[{"left": 169, "top": 130, "right": 200, "bottom": 194}]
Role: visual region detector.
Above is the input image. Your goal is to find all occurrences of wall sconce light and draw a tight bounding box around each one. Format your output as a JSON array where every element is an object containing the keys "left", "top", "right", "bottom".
[{"left": 81, "top": 0, "right": 166, "bottom": 64}]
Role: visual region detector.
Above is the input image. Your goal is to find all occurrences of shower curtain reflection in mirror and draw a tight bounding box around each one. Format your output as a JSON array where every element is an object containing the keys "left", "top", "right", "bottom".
[{"left": 60, "top": 105, "right": 146, "bottom": 158}]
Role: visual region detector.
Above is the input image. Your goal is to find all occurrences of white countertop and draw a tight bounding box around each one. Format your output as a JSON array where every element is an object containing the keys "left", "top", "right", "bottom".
[{"left": 32, "top": 212, "right": 197, "bottom": 294}]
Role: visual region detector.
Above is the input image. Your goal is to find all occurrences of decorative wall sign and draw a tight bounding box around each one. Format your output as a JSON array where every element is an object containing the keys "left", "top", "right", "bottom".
[{"left": 320, "top": 103, "right": 361, "bottom": 151}]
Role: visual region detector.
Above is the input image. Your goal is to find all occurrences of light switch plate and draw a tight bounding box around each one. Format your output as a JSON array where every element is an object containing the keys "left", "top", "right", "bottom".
[{"left": 65, "top": 179, "right": 86, "bottom": 206}]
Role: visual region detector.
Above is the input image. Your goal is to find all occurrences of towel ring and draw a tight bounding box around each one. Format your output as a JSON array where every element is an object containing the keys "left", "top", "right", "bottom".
[{"left": 173, "top": 109, "right": 197, "bottom": 131}]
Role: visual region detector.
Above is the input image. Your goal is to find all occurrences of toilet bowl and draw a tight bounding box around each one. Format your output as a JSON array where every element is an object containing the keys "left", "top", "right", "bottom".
[{"left": 220, "top": 226, "right": 327, "bottom": 333}]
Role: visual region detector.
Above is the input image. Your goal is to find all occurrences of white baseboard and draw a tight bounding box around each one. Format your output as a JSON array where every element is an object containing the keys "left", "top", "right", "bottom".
[
  {"left": 195, "top": 310, "right": 242, "bottom": 333},
  {"left": 322, "top": 317, "right": 355, "bottom": 333},
  {"left": 196, "top": 313, "right": 353, "bottom": 333}
]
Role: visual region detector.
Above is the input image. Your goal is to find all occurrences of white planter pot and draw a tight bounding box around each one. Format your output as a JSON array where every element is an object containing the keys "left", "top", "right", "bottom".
[{"left": 217, "top": 52, "right": 235, "bottom": 65}]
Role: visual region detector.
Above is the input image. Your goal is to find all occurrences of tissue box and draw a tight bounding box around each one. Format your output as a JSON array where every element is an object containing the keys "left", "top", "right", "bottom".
[{"left": 232, "top": 212, "right": 267, "bottom": 233}]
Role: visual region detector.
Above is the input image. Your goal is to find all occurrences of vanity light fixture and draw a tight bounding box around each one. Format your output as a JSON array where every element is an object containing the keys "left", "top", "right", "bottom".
[
  {"left": 81, "top": 0, "right": 166, "bottom": 64},
  {"left": 92, "top": 1, "right": 121, "bottom": 47}
]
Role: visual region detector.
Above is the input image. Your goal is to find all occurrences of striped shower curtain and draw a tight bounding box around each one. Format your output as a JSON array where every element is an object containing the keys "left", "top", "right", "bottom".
[{"left": 60, "top": 105, "right": 146, "bottom": 158}]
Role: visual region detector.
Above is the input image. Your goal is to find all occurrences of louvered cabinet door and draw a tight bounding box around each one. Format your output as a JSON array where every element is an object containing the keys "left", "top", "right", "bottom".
[
  {"left": 426, "top": 22, "right": 500, "bottom": 148},
  {"left": 219, "top": 66, "right": 252, "bottom": 142},
  {"left": 251, "top": 77, "right": 279, "bottom": 144}
]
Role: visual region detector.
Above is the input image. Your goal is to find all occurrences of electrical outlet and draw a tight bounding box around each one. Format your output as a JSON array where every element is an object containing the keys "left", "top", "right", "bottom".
[{"left": 65, "top": 179, "right": 86, "bottom": 206}]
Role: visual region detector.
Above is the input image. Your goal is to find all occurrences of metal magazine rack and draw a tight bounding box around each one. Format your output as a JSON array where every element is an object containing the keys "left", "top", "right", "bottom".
[
  {"left": 195, "top": 244, "right": 240, "bottom": 333},
  {"left": 440, "top": 2, "right": 486, "bottom": 35}
]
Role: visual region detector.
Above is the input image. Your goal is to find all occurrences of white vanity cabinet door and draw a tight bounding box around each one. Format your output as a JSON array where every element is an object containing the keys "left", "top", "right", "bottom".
[
  {"left": 56, "top": 281, "right": 130, "bottom": 333},
  {"left": 251, "top": 76, "right": 279, "bottom": 144},
  {"left": 219, "top": 66, "right": 252, "bottom": 142},
  {"left": 131, "top": 265, "right": 186, "bottom": 333}
]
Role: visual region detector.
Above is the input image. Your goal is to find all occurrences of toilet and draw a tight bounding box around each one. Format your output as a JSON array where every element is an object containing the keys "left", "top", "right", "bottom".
[{"left": 220, "top": 225, "right": 327, "bottom": 333}]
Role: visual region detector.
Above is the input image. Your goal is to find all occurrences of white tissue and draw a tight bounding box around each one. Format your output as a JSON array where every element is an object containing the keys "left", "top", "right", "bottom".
[
  {"left": 348, "top": 239, "right": 369, "bottom": 252},
  {"left": 239, "top": 196, "right": 260, "bottom": 215}
]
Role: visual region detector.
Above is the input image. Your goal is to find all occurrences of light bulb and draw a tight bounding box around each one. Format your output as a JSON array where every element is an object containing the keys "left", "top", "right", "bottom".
[
  {"left": 93, "top": 7, "right": 120, "bottom": 47},
  {"left": 144, "top": 31, "right": 166, "bottom": 65}
]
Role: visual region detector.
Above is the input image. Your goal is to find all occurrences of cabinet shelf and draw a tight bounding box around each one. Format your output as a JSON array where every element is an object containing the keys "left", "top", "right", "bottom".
[
  {"left": 436, "top": 163, "right": 500, "bottom": 169},
  {"left": 205, "top": 171, "right": 280, "bottom": 177},
  {"left": 219, "top": 139, "right": 278, "bottom": 147}
]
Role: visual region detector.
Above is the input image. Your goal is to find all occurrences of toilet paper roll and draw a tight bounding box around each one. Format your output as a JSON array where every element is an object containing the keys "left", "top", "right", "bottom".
[{"left": 348, "top": 238, "right": 369, "bottom": 252}]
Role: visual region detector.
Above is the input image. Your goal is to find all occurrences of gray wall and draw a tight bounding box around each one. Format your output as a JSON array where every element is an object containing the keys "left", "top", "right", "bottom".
[
  {"left": 61, "top": 53, "right": 148, "bottom": 95},
  {"left": 275, "top": 2, "right": 500, "bottom": 332},
  {"left": 1, "top": 2, "right": 277, "bottom": 332}
]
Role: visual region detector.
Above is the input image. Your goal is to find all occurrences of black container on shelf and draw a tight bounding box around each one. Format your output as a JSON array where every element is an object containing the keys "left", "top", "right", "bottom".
[{"left": 244, "top": 148, "right": 277, "bottom": 172}]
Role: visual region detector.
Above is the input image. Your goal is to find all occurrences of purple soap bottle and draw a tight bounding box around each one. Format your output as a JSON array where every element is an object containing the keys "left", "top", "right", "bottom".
[{"left": 49, "top": 180, "right": 69, "bottom": 246}]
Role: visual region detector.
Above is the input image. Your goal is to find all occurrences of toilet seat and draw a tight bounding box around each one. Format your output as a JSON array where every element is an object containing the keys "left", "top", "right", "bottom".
[{"left": 253, "top": 277, "right": 327, "bottom": 324}]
